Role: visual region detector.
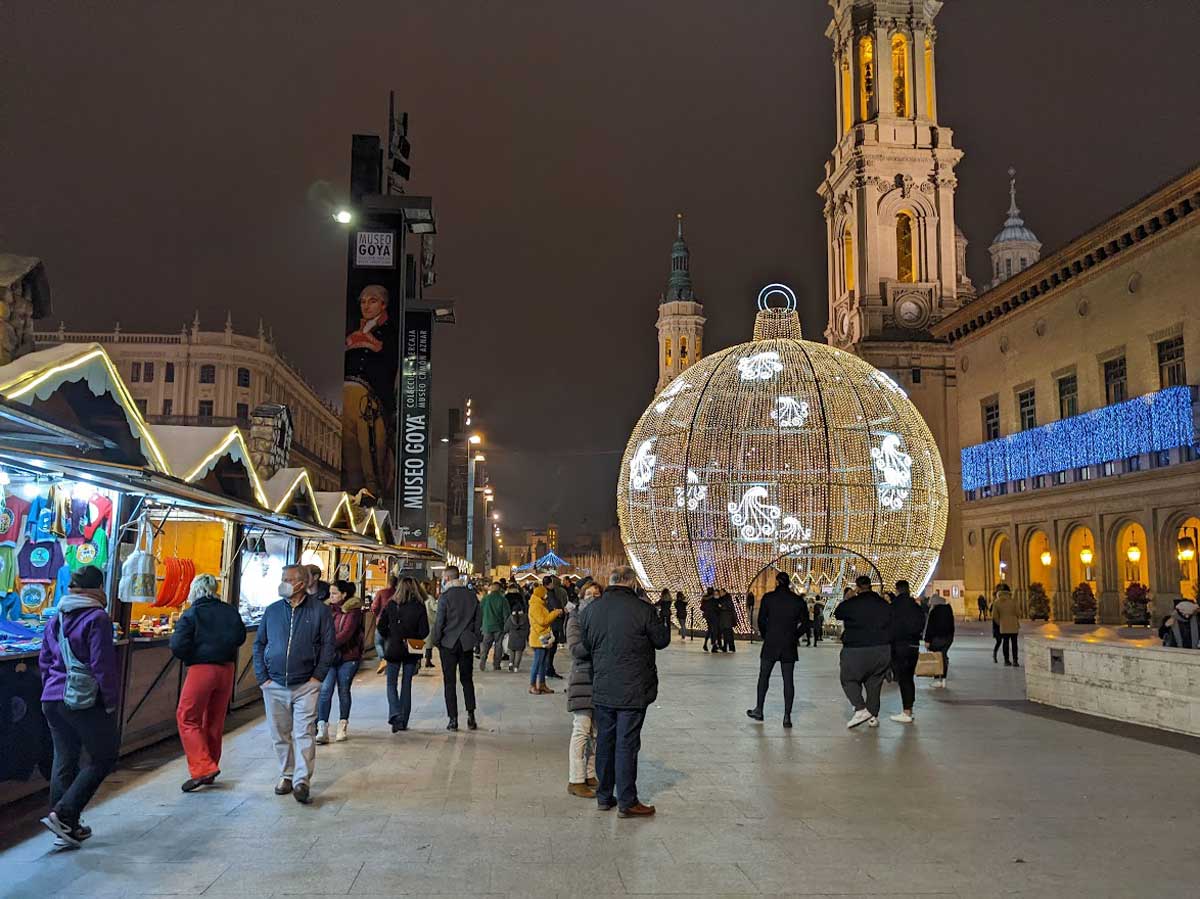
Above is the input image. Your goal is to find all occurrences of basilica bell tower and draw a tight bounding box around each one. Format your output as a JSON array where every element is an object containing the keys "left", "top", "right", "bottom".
[{"left": 817, "top": 0, "right": 966, "bottom": 583}]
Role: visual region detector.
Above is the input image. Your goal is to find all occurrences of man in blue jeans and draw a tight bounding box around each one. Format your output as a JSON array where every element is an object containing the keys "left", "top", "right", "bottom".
[{"left": 577, "top": 566, "right": 671, "bottom": 818}]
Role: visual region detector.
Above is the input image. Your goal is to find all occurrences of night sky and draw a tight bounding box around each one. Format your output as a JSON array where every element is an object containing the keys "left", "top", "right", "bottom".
[{"left": 3, "top": 1, "right": 1198, "bottom": 540}]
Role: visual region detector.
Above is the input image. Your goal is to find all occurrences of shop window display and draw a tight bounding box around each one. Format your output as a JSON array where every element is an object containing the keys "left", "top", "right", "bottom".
[
  {"left": 124, "top": 515, "right": 228, "bottom": 638},
  {"left": 0, "top": 471, "right": 119, "bottom": 657},
  {"left": 239, "top": 533, "right": 294, "bottom": 625}
]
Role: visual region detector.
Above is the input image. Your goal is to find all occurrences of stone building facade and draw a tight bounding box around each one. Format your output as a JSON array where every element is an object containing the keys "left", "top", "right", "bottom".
[
  {"left": 35, "top": 315, "right": 342, "bottom": 489},
  {"left": 818, "top": 0, "right": 971, "bottom": 585},
  {"left": 931, "top": 165, "right": 1200, "bottom": 623}
]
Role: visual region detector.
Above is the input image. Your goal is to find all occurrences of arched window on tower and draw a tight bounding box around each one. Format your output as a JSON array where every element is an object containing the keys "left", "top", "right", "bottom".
[
  {"left": 891, "top": 34, "right": 909, "bottom": 117},
  {"left": 664, "top": 337, "right": 673, "bottom": 369},
  {"left": 840, "top": 57, "right": 853, "bottom": 133},
  {"left": 843, "top": 225, "right": 855, "bottom": 293},
  {"left": 858, "top": 36, "right": 874, "bottom": 121},
  {"left": 896, "top": 211, "right": 916, "bottom": 283},
  {"left": 680, "top": 336, "right": 689, "bottom": 368},
  {"left": 924, "top": 38, "right": 935, "bottom": 119},
  {"left": 695, "top": 336, "right": 702, "bottom": 360}
]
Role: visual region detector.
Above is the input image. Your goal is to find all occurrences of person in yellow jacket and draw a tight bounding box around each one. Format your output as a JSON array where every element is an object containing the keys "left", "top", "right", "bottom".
[
  {"left": 991, "top": 585, "right": 1021, "bottom": 667},
  {"left": 527, "top": 586, "right": 563, "bottom": 695}
]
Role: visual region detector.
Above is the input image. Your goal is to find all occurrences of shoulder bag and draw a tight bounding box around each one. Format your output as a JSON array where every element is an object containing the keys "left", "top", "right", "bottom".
[{"left": 57, "top": 614, "right": 99, "bottom": 710}]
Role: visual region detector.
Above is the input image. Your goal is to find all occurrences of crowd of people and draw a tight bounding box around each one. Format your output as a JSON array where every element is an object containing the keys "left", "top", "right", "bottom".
[{"left": 48, "top": 547, "right": 1200, "bottom": 850}]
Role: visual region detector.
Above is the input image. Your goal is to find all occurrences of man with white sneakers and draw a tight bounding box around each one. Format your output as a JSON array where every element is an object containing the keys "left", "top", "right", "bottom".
[{"left": 834, "top": 575, "right": 893, "bottom": 729}]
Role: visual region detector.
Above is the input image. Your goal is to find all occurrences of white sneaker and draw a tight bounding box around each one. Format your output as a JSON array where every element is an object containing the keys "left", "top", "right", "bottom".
[
  {"left": 335, "top": 720, "right": 349, "bottom": 742},
  {"left": 315, "top": 722, "right": 329, "bottom": 745},
  {"left": 867, "top": 716, "right": 879, "bottom": 728},
  {"left": 847, "top": 709, "right": 872, "bottom": 729},
  {"left": 890, "top": 712, "right": 914, "bottom": 723}
]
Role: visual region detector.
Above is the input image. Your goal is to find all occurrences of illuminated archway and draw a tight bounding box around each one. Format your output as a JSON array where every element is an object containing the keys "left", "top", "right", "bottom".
[
  {"left": 896, "top": 211, "right": 916, "bottom": 282},
  {"left": 1114, "top": 521, "right": 1148, "bottom": 589},
  {"left": 1174, "top": 515, "right": 1200, "bottom": 600},
  {"left": 924, "top": 38, "right": 935, "bottom": 118},
  {"left": 859, "top": 36, "right": 875, "bottom": 120},
  {"left": 840, "top": 57, "right": 853, "bottom": 133},
  {"left": 891, "top": 34, "right": 910, "bottom": 116},
  {"left": 990, "top": 532, "right": 1011, "bottom": 591},
  {"left": 1026, "top": 528, "right": 1053, "bottom": 618},
  {"left": 1067, "top": 525, "right": 1097, "bottom": 593}
]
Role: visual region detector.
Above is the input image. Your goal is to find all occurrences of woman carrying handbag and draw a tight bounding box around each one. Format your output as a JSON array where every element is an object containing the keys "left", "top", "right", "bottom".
[
  {"left": 377, "top": 577, "right": 429, "bottom": 732},
  {"left": 924, "top": 594, "right": 956, "bottom": 688}
]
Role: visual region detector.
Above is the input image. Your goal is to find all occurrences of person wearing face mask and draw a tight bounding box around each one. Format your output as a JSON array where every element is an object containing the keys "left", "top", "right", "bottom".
[{"left": 252, "top": 564, "right": 335, "bottom": 805}]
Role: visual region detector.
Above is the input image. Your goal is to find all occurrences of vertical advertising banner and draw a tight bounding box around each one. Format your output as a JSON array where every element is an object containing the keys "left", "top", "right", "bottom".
[
  {"left": 398, "top": 309, "right": 433, "bottom": 545},
  {"left": 342, "top": 228, "right": 402, "bottom": 504},
  {"left": 446, "top": 408, "right": 468, "bottom": 557}
]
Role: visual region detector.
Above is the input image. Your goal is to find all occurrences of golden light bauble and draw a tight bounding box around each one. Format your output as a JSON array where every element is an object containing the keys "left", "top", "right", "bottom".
[{"left": 617, "top": 286, "right": 947, "bottom": 610}]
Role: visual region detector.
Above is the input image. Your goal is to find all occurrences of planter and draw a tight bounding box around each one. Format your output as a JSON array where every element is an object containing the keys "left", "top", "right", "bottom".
[{"left": 1123, "top": 603, "right": 1151, "bottom": 627}]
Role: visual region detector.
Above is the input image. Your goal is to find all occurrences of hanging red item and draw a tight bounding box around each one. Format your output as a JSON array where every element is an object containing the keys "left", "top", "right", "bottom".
[{"left": 155, "top": 557, "right": 180, "bottom": 607}]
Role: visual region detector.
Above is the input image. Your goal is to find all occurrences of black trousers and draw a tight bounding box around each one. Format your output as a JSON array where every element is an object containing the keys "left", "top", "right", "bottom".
[
  {"left": 704, "top": 622, "right": 719, "bottom": 649},
  {"left": 839, "top": 645, "right": 892, "bottom": 716},
  {"left": 593, "top": 704, "right": 646, "bottom": 810},
  {"left": 438, "top": 644, "right": 476, "bottom": 718},
  {"left": 43, "top": 700, "right": 119, "bottom": 827},
  {"left": 676, "top": 614, "right": 687, "bottom": 638},
  {"left": 722, "top": 627, "right": 736, "bottom": 651},
  {"left": 892, "top": 645, "right": 919, "bottom": 710},
  {"left": 1000, "top": 634, "right": 1019, "bottom": 664},
  {"left": 755, "top": 657, "right": 795, "bottom": 715}
]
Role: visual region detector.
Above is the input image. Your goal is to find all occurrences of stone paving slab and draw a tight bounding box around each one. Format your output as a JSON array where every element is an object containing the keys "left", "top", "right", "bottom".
[{"left": 1, "top": 635, "right": 1199, "bottom": 897}]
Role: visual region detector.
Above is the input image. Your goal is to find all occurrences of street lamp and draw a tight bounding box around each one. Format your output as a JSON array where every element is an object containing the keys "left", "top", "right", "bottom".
[
  {"left": 1079, "top": 544, "right": 1094, "bottom": 566},
  {"left": 333, "top": 209, "right": 353, "bottom": 224},
  {"left": 1126, "top": 542, "right": 1142, "bottom": 564}
]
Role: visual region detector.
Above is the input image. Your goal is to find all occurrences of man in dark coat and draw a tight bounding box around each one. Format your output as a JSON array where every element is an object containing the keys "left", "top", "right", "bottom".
[
  {"left": 430, "top": 566, "right": 482, "bottom": 731},
  {"left": 718, "top": 590, "right": 737, "bottom": 652},
  {"left": 834, "top": 575, "right": 893, "bottom": 729},
  {"left": 700, "top": 588, "right": 719, "bottom": 651},
  {"left": 577, "top": 566, "right": 671, "bottom": 817},
  {"left": 746, "top": 572, "right": 809, "bottom": 727},
  {"left": 889, "top": 580, "right": 926, "bottom": 723}
]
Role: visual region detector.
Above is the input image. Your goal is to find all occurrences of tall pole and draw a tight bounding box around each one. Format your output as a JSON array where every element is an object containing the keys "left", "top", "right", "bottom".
[{"left": 466, "top": 454, "right": 476, "bottom": 572}]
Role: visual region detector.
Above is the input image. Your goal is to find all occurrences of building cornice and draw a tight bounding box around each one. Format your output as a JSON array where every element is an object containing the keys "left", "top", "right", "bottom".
[{"left": 932, "top": 164, "right": 1200, "bottom": 346}]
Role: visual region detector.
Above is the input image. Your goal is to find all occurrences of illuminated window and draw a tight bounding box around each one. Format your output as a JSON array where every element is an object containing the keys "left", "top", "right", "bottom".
[
  {"left": 1018, "top": 389, "right": 1037, "bottom": 431},
  {"left": 664, "top": 338, "right": 672, "bottom": 369},
  {"left": 843, "top": 225, "right": 855, "bottom": 292},
  {"left": 983, "top": 400, "right": 1000, "bottom": 441},
  {"left": 859, "top": 36, "right": 874, "bottom": 121},
  {"left": 891, "top": 34, "right": 909, "bottom": 116},
  {"left": 695, "top": 337, "right": 702, "bottom": 359},
  {"left": 1057, "top": 374, "right": 1078, "bottom": 419},
  {"left": 1158, "top": 336, "right": 1185, "bottom": 387},
  {"left": 199, "top": 364, "right": 216, "bottom": 384},
  {"left": 896, "top": 211, "right": 915, "bottom": 282},
  {"left": 1104, "top": 356, "right": 1127, "bottom": 404},
  {"left": 680, "top": 336, "right": 689, "bottom": 367},
  {"left": 924, "top": 38, "right": 935, "bottom": 118},
  {"left": 841, "top": 58, "right": 853, "bottom": 132}
]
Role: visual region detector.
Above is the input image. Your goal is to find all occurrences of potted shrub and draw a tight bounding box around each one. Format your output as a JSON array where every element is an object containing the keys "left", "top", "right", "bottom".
[
  {"left": 1028, "top": 582, "right": 1051, "bottom": 621},
  {"left": 1072, "top": 582, "right": 1097, "bottom": 624},
  {"left": 1122, "top": 582, "right": 1151, "bottom": 626}
]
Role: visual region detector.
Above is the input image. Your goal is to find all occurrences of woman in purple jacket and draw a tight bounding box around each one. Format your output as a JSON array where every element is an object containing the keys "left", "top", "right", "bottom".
[{"left": 37, "top": 566, "right": 121, "bottom": 849}]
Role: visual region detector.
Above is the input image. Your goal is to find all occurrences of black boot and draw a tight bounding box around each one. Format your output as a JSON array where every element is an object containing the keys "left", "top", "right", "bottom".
[
  {"left": 467, "top": 712, "right": 478, "bottom": 730},
  {"left": 783, "top": 714, "right": 793, "bottom": 728},
  {"left": 447, "top": 718, "right": 458, "bottom": 731},
  {"left": 746, "top": 708, "right": 764, "bottom": 722}
]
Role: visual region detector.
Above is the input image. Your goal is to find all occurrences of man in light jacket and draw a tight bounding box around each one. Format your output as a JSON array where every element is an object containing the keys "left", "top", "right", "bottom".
[
  {"left": 578, "top": 566, "right": 671, "bottom": 818},
  {"left": 252, "top": 564, "right": 335, "bottom": 805},
  {"left": 430, "top": 565, "right": 482, "bottom": 731}
]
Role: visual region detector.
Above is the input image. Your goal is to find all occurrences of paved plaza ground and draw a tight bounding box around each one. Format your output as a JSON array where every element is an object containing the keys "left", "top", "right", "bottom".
[{"left": 2, "top": 630, "right": 1199, "bottom": 897}]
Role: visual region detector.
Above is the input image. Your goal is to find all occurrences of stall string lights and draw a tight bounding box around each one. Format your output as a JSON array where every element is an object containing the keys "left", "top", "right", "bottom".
[{"left": 617, "top": 284, "right": 948, "bottom": 607}]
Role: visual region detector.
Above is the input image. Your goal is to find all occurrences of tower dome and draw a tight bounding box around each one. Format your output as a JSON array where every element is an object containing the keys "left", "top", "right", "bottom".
[
  {"left": 988, "top": 167, "right": 1041, "bottom": 287},
  {"left": 621, "top": 285, "right": 948, "bottom": 606}
]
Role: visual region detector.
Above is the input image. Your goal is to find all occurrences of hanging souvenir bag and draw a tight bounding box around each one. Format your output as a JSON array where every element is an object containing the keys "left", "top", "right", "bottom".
[
  {"left": 57, "top": 614, "right": 99, "bottom": 710},
  {"left": 119, "top": 515, "right": 157, "bottom": 604}
]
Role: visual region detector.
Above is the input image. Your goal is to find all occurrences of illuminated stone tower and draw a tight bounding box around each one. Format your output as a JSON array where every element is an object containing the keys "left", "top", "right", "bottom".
[
  {"left": 817, "top": 0, "right": 965, "bottom": 583},
  {"left": 656, "top": 214, "right": 706, "bottom": 391}
]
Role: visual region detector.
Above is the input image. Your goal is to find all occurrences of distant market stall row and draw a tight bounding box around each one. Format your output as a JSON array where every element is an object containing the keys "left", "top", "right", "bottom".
[{"left": 0, "top": 343, "right": 447, "bottom": 804}]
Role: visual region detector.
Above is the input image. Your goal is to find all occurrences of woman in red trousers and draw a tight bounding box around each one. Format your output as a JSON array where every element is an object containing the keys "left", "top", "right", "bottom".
[{"left": 169, "top": 574, "right": 247, "bottom": 792}]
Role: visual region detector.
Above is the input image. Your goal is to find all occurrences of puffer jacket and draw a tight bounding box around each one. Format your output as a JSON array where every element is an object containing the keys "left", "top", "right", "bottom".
[
  {"left": 170, "top": 594, "right": 247, "bottom": 665},
  {"left": 565, "top": 595, "right": 596, "bottom": 713},
  {"left": 577, "top": 585, "right": 671, "bottom": 709},
  {"left": 528, "top": 586, "right": 562, "bottom": 649},
  {"left": 329, "top": 595, "right": 364, "bottom": 663},
  {"left": 504, "top": 596, "right": 529, "bottom": 651}
]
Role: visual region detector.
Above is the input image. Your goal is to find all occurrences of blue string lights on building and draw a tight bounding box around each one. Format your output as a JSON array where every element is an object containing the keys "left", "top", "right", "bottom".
[{"left": 961, "top": 386, "right": 1196, "bottom": 492}]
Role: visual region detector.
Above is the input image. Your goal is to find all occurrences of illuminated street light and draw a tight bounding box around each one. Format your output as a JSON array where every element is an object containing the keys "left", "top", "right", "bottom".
[
  {"left": 1040, "top": 549, "right": 1053, "bottom": 567},
  {"left": 469, "top": 434, "right": 483, "bottom": 445},
  {"left": 1126, "top": 542, "right": 1142, "bottom": 564},
  {"left": 333, "top": 209, "right": 353, "bottom": 224},
  {"left": 1080, "top": 545, "right": 1095, "bottom": 566}
]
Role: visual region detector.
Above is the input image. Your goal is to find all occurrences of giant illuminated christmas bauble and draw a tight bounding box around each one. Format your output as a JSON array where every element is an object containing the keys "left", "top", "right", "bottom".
[{"left": 617, "top": 285, "right": 947, "bottom": 606}]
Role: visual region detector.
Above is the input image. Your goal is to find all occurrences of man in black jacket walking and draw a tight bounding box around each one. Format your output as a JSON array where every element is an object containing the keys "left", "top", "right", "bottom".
[
  {"left": 578, "top": 566, "right": 671, "bottom": 818},
  {"left": 834, "top": 575, "right": 893, "bottom": 729},
  {"left": 430, "top": 566, "right": 482, "bottom": 731},
  {"left": 746, "top": 572, "right": 809, "bottom": 727}
]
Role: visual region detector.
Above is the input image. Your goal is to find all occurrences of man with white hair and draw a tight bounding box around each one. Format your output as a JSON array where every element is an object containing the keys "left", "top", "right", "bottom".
[
  {"left": 577, "top": 565, "right": 671, "bottom": 818},
  {"left": 430, "top": 565, "right": 482, "bottom": 731}
]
